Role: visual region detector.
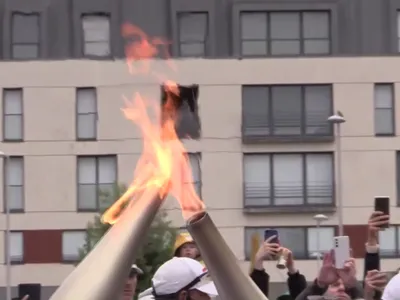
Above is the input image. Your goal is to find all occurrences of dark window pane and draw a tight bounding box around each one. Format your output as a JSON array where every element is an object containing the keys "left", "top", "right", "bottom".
[
  {"left": 270, "top": 40, "right": 300, "bottom": 55},
  {"left": 12, "top": 14, "right": 39, "bottom": 43},
  {"left": 304, "top": 40, "right": 330, "bottom": 54},
  {"left": 242, "top": 86, "right": 269, "bottom": 136},
  {"left": 303, "top": 12, "right": 329, "bottom": 39},
  {"left": 304, "top": 85, "right": 331, "bottom": 135},
  {"left": 179, "top": 13, "right": 208, "bottom": 43},
  {"left": 270, "top": 12, "right": 300, "bottom": 39},
  {"left": 241, "top": 41, "right": 268, "bottom": 56},
  {"left": 180, "top": 43, "right": 205, "bottom": 57},
  {"left": 271, "top": 86, "right": 302, "bottom": 135},
  {"left": 241, "top": 13, "right": 267, "bottom": 40},
  {"left": 375, "top": 109, "right": 394, "bottom": 134},
  {"left": 12, "top": 45, "right": 39, "bottom": 59}
]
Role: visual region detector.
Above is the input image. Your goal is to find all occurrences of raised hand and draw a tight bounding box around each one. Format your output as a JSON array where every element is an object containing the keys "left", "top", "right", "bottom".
[
  {"left": 337, "top": 258, "right": 357, "bottom": 288},
  {"left": 365, "top": 270, "right": 387, "bottom": 292},
  {"left": 317, "top": 250, "right": 338, "bottom": 287},
  {"left": 253, "top": 235, "right": 280, "bottom": 270}
]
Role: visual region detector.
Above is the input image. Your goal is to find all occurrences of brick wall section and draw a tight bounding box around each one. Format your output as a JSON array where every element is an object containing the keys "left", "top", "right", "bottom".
[
  {"left": 23, "top": 230, "right": 62, "bottom": 263},
  {"left": 343, "top": 225, "right": 368, "bottom": 258}
]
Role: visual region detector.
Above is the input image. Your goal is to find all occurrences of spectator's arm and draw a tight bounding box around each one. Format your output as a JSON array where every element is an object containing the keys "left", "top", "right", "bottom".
[
  {"left": 250, "top": 268, "right": 269, "bottom": 297},
  {"left": 287, "top": 270, "right": 307, "bottom": 299}
]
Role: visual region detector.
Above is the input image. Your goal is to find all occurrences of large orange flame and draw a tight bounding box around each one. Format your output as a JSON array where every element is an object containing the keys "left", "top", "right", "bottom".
[{"left": 101, "top": 25, "right": 205, "bottom": 225}]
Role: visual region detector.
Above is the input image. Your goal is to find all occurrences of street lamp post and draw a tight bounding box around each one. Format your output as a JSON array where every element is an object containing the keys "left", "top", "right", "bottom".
[
  {"left": 327, "top": 112, "right": 346, "bottom": 236},
  {"left": 313, "top": 214, "right": 328, "bottom": 269},
  {"left": 0, "top": 151, "right": 11, "bottom": 300}
]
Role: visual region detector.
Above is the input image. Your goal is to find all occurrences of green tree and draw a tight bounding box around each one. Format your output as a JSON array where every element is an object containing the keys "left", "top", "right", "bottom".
[{"left": 79, "top": 183, "right": 177, "bottom": 298}]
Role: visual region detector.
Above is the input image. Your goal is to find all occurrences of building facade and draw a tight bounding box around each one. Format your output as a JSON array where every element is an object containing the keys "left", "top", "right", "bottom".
[{"left": 0, "top": 0, "right": 399, "bottom": 299}]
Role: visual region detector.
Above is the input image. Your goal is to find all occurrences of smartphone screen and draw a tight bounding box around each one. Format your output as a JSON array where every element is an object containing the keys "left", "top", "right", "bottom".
[
  {"left": 374, "top": 196, "right": 390, "bottom": 228},
  {"left": 264, "top": 229, "right": 279, "bottom": 244}
]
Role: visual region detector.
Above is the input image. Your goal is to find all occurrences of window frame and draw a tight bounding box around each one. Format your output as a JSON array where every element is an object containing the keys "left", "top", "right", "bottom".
[
  {"left": 232, "top": 2, "right": 339, "bottom": 57},
  {"left": 186, "top": 153, "right": 202, "bottom": 198},
  {"left": 11, "top": 12, "right": 41, "bottom": 60},
  {"left": 6, "top": 231, "right": 24, "bottom": 265},
  {"left": 81, "top": 13, "right": 111, "bottom": 58},
  {"left": 2, "top": 88, "right": 24, "bottom": 142},
  {"left": 241, "top": 84, "right": 334, "bottom": 143},
  {"left": 61, "top": 230, "right": 87, "bottom": 263},
  {"left": 244, "top": 226, "right": 336, "bottom": 260},
  {"left": 170, "top": 0, "right": 217, "bottom": 57},
  {"left": 242, "top": 152, "right": 335, "bottom": 210},
  {"left": 75, "top": 87, "right": 98, "bottom": 141},
  {"left": 374, "top": 83, "right": 395, "bottom": 136},
  {"left": 239, "top": 11, "right": 332, "bottom": 57},
  {"left": 3, "top": 156, "right": 25, "bottom": 213},
  {"left": 177, "top": 12, "right": 209, "bottom": 58},
  {"left": 76, "top": 155, "right": 118, "bottom": 212},
  {"left": 3, "top": 1, "right": 49, "bottom": 60}
]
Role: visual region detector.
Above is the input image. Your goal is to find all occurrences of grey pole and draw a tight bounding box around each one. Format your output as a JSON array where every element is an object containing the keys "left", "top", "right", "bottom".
[
  {"left": 0, "top": 151, "right": 11, "bottom": 300},
  {"left": 336, "top": 124, "right": 344, "bottom": 236},
  {"left": 327, "top": 113, "right": 346, "bottom": 237}
]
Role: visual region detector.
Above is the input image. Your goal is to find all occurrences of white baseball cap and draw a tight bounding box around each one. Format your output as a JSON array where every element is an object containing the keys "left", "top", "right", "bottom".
[
  {"left": 130, "top": 264, "right": 143, "bottom": 276},
  {"left": 151, "top": 257, "right": 218, "bottom": 297},
  {"left": 383, "top": 273, "right": 400, "bottom": 300}
]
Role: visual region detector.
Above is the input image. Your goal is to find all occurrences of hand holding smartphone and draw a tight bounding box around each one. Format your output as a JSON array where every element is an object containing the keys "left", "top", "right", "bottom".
[{"left": 333, "top": 236, "right": 350, "bottom": 269}]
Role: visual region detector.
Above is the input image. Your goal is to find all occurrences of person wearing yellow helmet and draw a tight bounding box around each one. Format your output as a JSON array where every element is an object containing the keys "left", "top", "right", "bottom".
[{"left": 174, "top": 232, "right": 202, "bottom": 262}]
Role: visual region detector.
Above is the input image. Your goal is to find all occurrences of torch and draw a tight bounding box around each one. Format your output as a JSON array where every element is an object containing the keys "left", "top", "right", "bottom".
[
  {"left": 50, "top": 188, "right": 165, "bottom": 300},
  {"left": 187, "top": 212, "right": 269, "bottom": 300}
]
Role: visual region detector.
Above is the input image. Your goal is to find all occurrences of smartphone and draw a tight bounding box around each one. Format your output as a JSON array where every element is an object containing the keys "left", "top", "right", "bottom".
[
  {"left": 374, "top": 196, "right": 390, "bottom": 228},
  {"left": 333, "top": 236, "right": 350, "bottom": 269},
  {"left": 264, "top": 229, "right": 279, "bottom": 244}
]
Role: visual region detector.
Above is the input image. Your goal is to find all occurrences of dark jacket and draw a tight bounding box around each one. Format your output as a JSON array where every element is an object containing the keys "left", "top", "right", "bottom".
[
  {"left": 250, "top": 269, "right": 269, "bottom": 296},
  {"left": 287, "top": 271, "right": 307, "bottom": 299},
  {"left": 250, "top": 268, "right": 307, "bottom": 299},
  {"left": 294, "top": 279, "right": 364, "bottom": 300},
  {"left": 363, "top": 247, "right": 380, "bottom": 300}
]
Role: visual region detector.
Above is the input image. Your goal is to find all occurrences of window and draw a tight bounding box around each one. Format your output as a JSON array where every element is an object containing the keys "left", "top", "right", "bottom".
[
  {"left": 3, "top": 89, "right": 23, "bottom": 141},
  {"left": 77, "top": 156, "right": 117, "bottom": 211},
  {"left": 379, "top": 226, "right": 400, "bottom": 257},
  {"left": 244, "top": 227, "right": 334, "bottom": 259},
  {"left": 62, "top": 231, "right": 86, "bottom": 262},
  {"left": 7, "top": 232, "right": 23, "bottom": 263},
  {"left": 243, "top": 153, "right": 333, "bottom": 207},
  {"left": 184, "top": 153, "right": 201, "bottom": 197},
  {"left": 374, "top": 84, "right": 394, "bottom": 135},
  {"left": 242, "top": 85, "right": 332, "bottom": 140},
  {"left": 161, "top": 84, "right": 201, "bottom": 139},
  {"left": 240, "top": 11, "right": 330, "bottom": 56},
  {"left": 178, "top": 12, "right": 208, "bottom": 57},
  {"left": 4, "top": 157, "right": 24, "bottom": 211},
  {"left": 76, "top": 88, "right": 97, "bottom": 140},
  {"left": 82, "top": 15, "right": 110, "bottom": 57},
  {"left": 12, "top": 13, "right": 40, "bottom": 59}
]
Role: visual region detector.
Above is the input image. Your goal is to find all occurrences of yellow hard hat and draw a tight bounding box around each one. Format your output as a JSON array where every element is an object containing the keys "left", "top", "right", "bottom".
[{"left": 174, "top": 232, "right": 195, "bottom": 256}]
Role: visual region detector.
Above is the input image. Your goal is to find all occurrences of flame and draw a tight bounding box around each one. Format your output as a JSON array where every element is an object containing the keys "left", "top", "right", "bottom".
[{"left": 101, "top": 25, "right": 205, "bottom": 225}]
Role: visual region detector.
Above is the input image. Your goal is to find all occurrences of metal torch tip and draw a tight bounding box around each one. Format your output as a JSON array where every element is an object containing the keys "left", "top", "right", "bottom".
[{"left": 187, "top": 211, "right": 207, "bottom": 225}]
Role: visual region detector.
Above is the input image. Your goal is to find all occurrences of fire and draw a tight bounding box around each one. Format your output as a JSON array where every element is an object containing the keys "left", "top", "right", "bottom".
[{"left": 101, "top": 25, "right": 205, "bottom": 225}]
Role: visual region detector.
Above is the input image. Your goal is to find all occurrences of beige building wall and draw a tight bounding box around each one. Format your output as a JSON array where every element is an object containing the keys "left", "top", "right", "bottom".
[{"left": 0, "top": 57, "right": 397, "bottom": 286}]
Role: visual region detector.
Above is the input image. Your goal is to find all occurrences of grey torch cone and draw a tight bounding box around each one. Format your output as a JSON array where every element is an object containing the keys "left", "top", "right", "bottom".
[
  {"left": 187, "top": 212, "right": 269, "bottom": 300},
  {"left": 50, "top": 188, "right": 165, "bottom": 300}
]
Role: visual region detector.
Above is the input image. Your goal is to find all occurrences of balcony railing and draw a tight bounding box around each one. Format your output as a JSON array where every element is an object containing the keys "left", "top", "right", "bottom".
[
  {"left": 244, "top": 182, "right": 334, "bottom": 207},
  {"left": 242, "top": 112, "right": 333, "bottom": 143}
]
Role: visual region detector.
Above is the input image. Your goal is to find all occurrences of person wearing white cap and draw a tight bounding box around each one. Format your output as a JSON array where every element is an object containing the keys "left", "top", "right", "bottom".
[
  {"left": 139, "top": 257, "right": 218, "bottom": 300},
  {"left": 382, "top": 273, "right": 400, "bottom": 300},
  {"left": 122, "top": 264, "right": 144, "bottom": 300}
]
